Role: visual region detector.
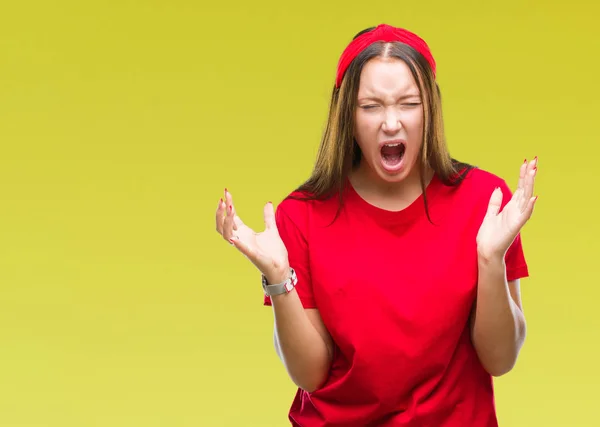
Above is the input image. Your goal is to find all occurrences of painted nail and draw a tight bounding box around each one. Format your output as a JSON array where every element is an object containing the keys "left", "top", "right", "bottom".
[
  {"left": 524, "top": 158, "right": 527, "bottom": 164},
  {"left": 228, "top": 205, "right": 232, "bottom": 212},
  {"left": 228, "top": 238, "right": 235, "bottom": 245}
]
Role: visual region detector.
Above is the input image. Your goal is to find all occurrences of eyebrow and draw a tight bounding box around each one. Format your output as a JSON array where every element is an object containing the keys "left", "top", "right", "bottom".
[{"left": 357, "top": 93, "right": 421, "bottom": 102}]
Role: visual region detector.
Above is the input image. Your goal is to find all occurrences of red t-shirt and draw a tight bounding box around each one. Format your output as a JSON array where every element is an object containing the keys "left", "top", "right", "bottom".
[{"left": 264, "top": 167, "right": 528, "bottom": 427}]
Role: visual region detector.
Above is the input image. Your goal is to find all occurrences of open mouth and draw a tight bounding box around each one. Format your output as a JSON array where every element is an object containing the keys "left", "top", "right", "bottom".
[{"left": 380, "top": 142, "right": 406, "bottom": 168}]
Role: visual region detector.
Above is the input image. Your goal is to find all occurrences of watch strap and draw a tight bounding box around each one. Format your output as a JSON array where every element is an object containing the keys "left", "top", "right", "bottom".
[{"left": 262, "top": 268, "right": 297, "bottom": 296}]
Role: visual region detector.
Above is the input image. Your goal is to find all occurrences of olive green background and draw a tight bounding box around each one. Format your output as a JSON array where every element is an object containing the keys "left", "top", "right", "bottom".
[{"left": 1, "top": 0, "right": 597, "bottom": 425}]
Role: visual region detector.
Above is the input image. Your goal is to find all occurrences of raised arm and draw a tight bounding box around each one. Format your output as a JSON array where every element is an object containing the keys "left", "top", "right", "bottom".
[{"left": 216, "top": 190, "right": 333, "bottom": 391}]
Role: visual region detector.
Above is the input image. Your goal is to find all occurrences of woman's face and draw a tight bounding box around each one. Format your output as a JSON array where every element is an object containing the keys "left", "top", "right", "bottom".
[{"left": 354, "top": 56, "right": 424, "bottom": 185}]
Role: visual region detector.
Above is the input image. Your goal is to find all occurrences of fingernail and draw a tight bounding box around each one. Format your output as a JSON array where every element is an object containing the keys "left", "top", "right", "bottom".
[
  {"left": 534, "top": 156, "right": 538, "bottom": 162},
  {"left": 228, "top": 238, "right": 235, "bottom": 245},
  {"left": 524, "top": 158, "right": 527, "bottom": 164},
  {"left": 268, "top": 201, "right": 272, "bottom": 204},
  {"left": 224, "top": 188, "right": 228, "bottom": 193},
  {"left": 228, "top": 205, "right": 232, "bottom": 212}
]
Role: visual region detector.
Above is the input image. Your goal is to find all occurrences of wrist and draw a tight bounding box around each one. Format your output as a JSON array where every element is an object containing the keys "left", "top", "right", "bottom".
[
  {"left": 477, "top": 250, "right": 506, "bottom": 274},
  {"left": 264, "top": 267, "right": 291, "bottom": 286},
  {"left": 262, "top": 267, "right": 297, "bottom": 297},
  {"left": 477, "top": 246, "right": 506, "bottom": 264}
]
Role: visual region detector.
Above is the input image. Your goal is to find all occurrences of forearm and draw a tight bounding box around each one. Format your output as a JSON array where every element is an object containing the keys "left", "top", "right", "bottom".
[
  {"left": 472, "top": 253, "right": 526, "bottom": 376},
  {"left": 271, "top": 289, "right": 332, "bottom": 392}
]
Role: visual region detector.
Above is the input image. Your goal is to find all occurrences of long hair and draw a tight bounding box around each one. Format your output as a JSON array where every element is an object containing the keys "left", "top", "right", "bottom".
[{"left": 290, "top": 27, "right": 472, "bottom": 222}]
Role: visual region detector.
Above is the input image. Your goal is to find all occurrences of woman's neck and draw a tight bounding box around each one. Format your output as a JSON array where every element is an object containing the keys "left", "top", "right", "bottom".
[{"left": 349, "top": 163, "right": 434, "bottom": 212}]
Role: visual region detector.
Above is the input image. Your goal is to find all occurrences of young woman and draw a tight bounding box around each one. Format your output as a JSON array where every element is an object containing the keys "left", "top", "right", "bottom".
[{"left": 216, "top": 23, "right": 538, "bottom": 427}]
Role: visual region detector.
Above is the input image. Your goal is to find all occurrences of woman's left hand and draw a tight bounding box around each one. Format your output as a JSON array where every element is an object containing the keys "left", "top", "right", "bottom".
[{"left": 476, "top": 158, "right": 539, "bottom": 259}]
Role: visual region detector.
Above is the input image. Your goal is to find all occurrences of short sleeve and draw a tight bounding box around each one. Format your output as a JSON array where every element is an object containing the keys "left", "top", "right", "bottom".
[
  {"left": 263, "top": 198, "right": 316, "bottom": 308},
  {"left": 498, "top": 180, "right": 529, "bottom": 281}
]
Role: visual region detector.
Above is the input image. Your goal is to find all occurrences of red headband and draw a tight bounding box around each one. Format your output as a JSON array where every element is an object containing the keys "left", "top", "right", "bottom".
[{"left": 335, "top": 24, "right": 436, "bottom": 88}]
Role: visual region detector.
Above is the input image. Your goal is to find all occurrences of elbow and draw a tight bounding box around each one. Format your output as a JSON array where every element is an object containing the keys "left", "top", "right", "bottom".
[
  {"left": 480, "top": 341, "right": 524, "bottom": 377},
  {"left": 476, "top": 315, "right": 527, "bottom": 378},
  {"left": 485, "top": 360, "right": 517, "bottom": 377},
  {"left": 272, "top": 329, "right": 333, "bottom": 393},
  {"left": 285, "top": 355, "right": 331, "bottom": 393},
  {"left": 273, "top": 348, "right": 330, "bottom": 393},
  {"left": 292, "top": 371, "right": 329, "bottom": 393},
  {"left": 296, "top": 381, "right": 318, "bottom": 393},
  {"left": 475, "top": 338, "right": 525, "bottom": 378}
]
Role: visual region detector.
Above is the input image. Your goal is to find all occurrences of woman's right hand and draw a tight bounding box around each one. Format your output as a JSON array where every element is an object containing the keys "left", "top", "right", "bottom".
[{"left": 216, "top": 189, "right": 291, "bottom": 284}]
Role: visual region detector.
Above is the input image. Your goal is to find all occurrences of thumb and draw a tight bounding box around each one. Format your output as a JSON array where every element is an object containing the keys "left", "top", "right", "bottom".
[
  {"left": 264, "top": 201, "right": 277, "bottom": 230},
  {"left": 486, "top": 187, "right": 503, "bottom": 217}
]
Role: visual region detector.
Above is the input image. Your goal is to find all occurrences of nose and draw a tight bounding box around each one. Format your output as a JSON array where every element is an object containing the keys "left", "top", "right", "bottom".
[{"left": 382, "top": 109, "right": 402, "bottom": 134}]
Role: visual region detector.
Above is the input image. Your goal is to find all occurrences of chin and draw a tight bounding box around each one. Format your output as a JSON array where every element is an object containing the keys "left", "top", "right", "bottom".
[{"left": 375, "top": 154, "right": 417, "bottom": 183}]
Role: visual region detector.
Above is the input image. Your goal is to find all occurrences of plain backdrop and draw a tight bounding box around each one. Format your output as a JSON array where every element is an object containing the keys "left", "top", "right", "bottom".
[{"left": 0, "top": 1, "right": 598, "bottom": 426}]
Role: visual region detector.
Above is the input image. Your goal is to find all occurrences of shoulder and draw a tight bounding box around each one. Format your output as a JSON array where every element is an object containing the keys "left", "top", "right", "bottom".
[
  {"left": 275, "top": 188, "right": 341, "bottom": 232},
  {"left": 460, "top": 167, "right": 513, "bottom": 198},
  {"left": 273, "top": 190, "right": 316, "bottom": 237},
  {"left": 443, "top": 166, "right": 516, "bottom": 214},
  {"left": 275, "top": 190, "right": 312, "bottom": 221}
]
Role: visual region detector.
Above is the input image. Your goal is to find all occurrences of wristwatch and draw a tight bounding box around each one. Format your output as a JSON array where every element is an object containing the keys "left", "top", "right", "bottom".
[{"left": 262, "top": 268, "right": 298, "bottom": 296}]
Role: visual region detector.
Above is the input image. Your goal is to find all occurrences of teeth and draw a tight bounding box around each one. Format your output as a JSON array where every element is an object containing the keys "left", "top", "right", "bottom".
[{"left": 384, "top": 143, "right": 402, "bottom": 147}]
